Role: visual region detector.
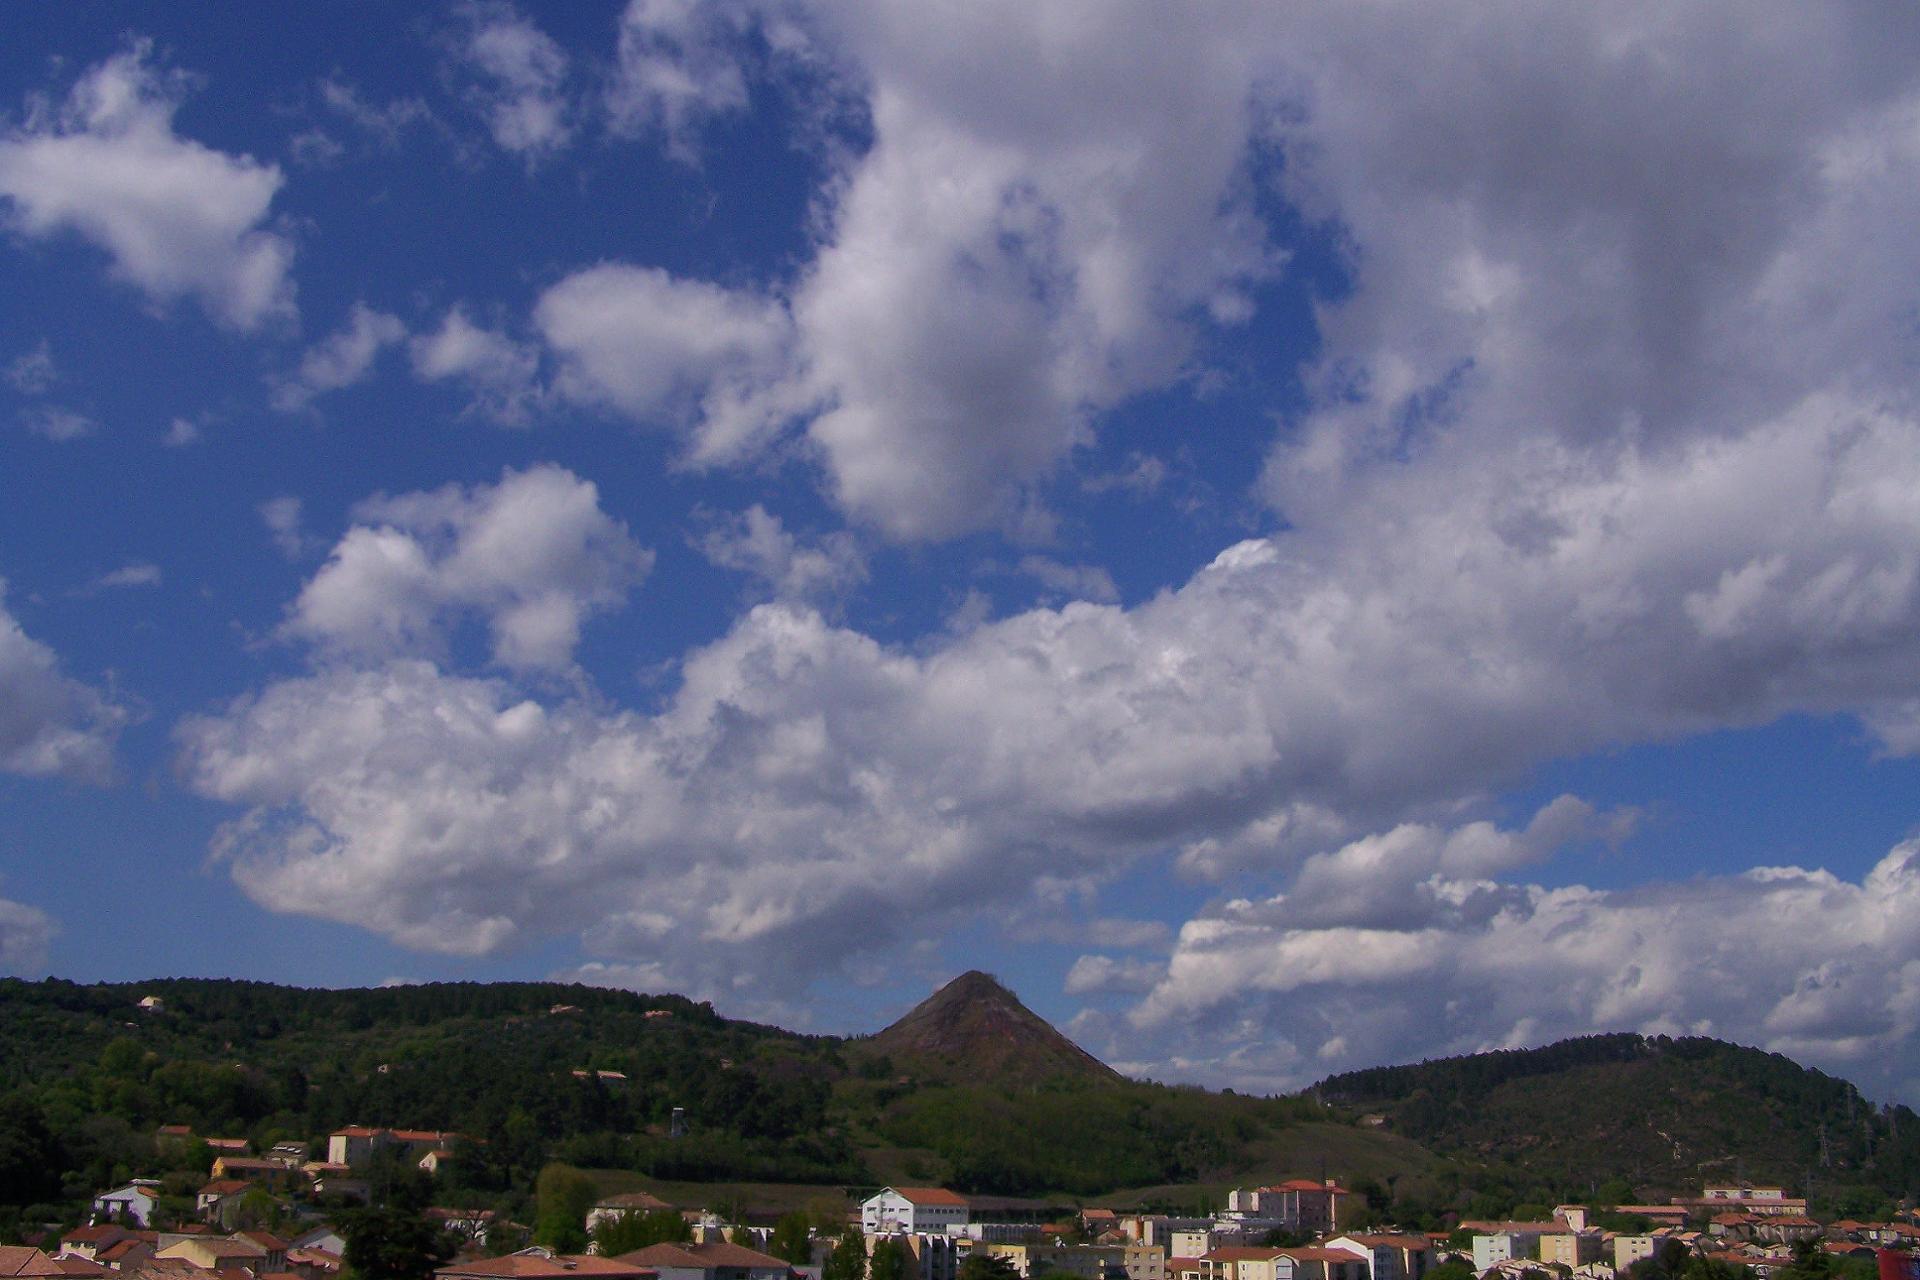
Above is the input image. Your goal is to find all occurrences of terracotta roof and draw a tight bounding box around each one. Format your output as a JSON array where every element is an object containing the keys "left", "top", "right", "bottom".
[
  {"left": 435, "top": 1257, "right": 656, "bottom": 1280},
  {"left": 0, "top": 1249, "right": 60, "bottom": 1278},
  {"left": 1275, "top": 1250, "right": 1366, "bottom": 1264},
  {"left": 237, "top": 1233, "right": 290, "bottom": 1251},
  {"left": 330, "top": 1127, "right": 384, "bottom": 1138},
  {"left": 886, "top": 1187, "right": 968, "bottom": 1207},
  {"left": 45, "top": 1261, "right": 105, "bottom": 1277},
  {"left": 61, "top": 1230, "right": 126, "bottom": 1246},
  {"left": 99, "top": 1242, "right": 151, "bottom": 1263},
  {"left": 1266, "top": 1181, "right": 1350, "bottom": 1195},
  {"left": 613, "top": 1244, "right": 787, "bottom": 1270},
  {"left": 287, "top": 1251, "right": 342, "bottom": 1271},
  {"left": 1341, "top": 1237, "right": 1429, "bottom": 1250},
  {"left": 595, "top": 1193, "right": 673, "bottom": 1212},
  {"left": 198, "top": 1180, "right": 250, "bottom": 1196},
  {"left": 1202, "top": 1249, "right": 1284, "bottom": 1263}
]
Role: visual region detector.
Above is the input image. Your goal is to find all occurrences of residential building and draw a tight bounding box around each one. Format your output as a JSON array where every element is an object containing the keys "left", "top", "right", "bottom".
[
  {"left": 194, "top": 1181, "right": 251, "bottom": 1222},
  {"left": 1125, "top": 1246, "right": 1167, "bottom": 1280},
  {"left": 981, "top": 1245, "right": 1127, "bottom": 1280},
  {"left": 1200, "top": 1248, "right": 1367, "bottom": 1280},
  {"left": 1538, "top": 1235, "right": 1602, "bottom": 1269},
  {"left": 1674, "top": 1191, "right": 1807, "bottom": 1220},
  {"left": 154, "top": 1237, "right": 269, "bottom": 1273},
  {"left": 58, "top": 1228, "right": 132, "bottom": 1263},
  {"left": 867, "top": 1236, "right": 956, "bottom": 1280},
  {"left": 209, "top": 1158, "right": 290, "bottom": 1189},
  {"left": 1472, "top": 1233, "right": 1540, "bottom": 1273},
  {"left": 1121, "top": 1221, "right": 1213, "bottom": 1250},
  {"left": 0, "top": 1246, "right": 68, "bottom": 1277},
  {"left": 1324, "top": 1235, "right": 1433, "bottom": 1280},
  {"left": 325, "top": 1127, "right": 462, "bottom": 1168},
  {"left": 1613, "top": 1238, "right": 1657, "bottom": 1270},
  {"left": 587, "top": 1193, "right": 678, "bottom": 1234},
  {"left": 862, "top": 1190, "right": 970, "bottom": 1236},
  {"left": 90, "top": 1184, "right": 161, "bottom": 1228},
  {"left": 1228, "top": 1189, "right": 1351, "bottom": 1235},
  {"left": 613, "top": 1243, "right": 791, "bottom": 1280},
  {"left": 434, "top": 1254, "right": 657, "bottom": 1280}
]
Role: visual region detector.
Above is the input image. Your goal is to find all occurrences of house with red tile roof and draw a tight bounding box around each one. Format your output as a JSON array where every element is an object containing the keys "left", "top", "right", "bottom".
[
  {"left": 0, "top": 1248, "right": 68, "bottom": 1278},
  {"left": 433, "top": 1253, "right": 656, "bottom": 1280},
  {"left": 611, "top": 1243, "right": 790, "bottom": 1280}
]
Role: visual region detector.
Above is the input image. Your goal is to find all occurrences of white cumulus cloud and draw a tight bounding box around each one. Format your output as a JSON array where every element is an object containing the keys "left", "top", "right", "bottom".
[
  {"left": 283, "top": 465, "right": 652, "bottom": 672},
  {"left": 1120, "top": 817, "right": 1920, "bottom": 1104},
  {"left": 0, "top": 889, "right": 56, "bottom": 976},
  {"left": 0, "top": 579, "right": 124, "bottom": 781},
  {"left": 410, "top": 306, "right": 543, "bottom": 425},
  {"left": 0, "top": 40, "right": 295, "bottom": 330},
  {"left": 536, "top": 263, "right": 800, "bottom": 462},
  {"left": 272, "top": 303, "right": 406, "bottom": 412},
  {"left": 448, "top": 1, "right": 573, "bottom": 159}
]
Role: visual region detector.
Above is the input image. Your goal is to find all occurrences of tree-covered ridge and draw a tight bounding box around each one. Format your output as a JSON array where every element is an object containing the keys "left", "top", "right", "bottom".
[
  {"left": 1315, "top": 1033, "right": 1920, "bottom": 1209},
  {"left": 0, "top": 976, "right": 1351, "bottom": 1220}
]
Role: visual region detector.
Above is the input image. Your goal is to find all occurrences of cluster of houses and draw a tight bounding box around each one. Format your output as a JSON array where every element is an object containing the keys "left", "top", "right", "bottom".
[
  {"left": 823, "top": 1183, "right": 1920, "bottom": 1280},
  {"left": 29, "top": 1122, "right": 1920, "bottom": 1280}
]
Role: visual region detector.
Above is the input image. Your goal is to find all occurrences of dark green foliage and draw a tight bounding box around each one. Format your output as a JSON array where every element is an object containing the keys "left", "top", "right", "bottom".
[
  {"left": 1316, "top": 1033, "right": 1920, "bottom": 1201},
  {"left": 0, "top": 1094, "right": 64, "bottom": 1207},
  {"left": 769, "top": 1212, "right": 813, "bottom": 1266},
  {"left": 823, "top": 1228, "right": 868, "bottom": 1280},
  {"left": 339, "top": 1207, "right": 458, "bottom": 1280},
  {"left": 533, "top": 1164, "right": 598, "bottom": 1252},
  {"left": 874, "top": 1078, "right": 1317, "bottom": 1195},
  {"left": 869, "top": 1239, "right": 910, "bottom": 1280},
  {"left": 592, "top": 1208, "right": 691, "bottom": 1255},
  {"left": 958, "top": 1257, "right": 1021, "bottom": 1280},
  {"left": 0, "top": 976, "right": 859, "bottom": 1206}
]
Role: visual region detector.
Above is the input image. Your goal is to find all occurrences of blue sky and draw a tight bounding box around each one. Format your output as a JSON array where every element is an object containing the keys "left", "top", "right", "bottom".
[{"left": 5, "top": 2, "right": 1920, "bottom": 1103}]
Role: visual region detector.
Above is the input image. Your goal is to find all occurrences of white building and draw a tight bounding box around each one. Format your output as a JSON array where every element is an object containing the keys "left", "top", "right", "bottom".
[
  {"left": 1473, "top": 1234, "right": 1542, "bottom": 1273},
  {"left": 1324, "top": 1235, "right": 1432, "bottom": 1280},
  {"left": 1612, "top": 1238, "right": 1657, "bottom": 1271},
  {"left": 90, "top": 1181, "right": 160, "bottom": 1226},
  {"left": 863, "top": 1188, "right": 970, "bottom": 1236}
]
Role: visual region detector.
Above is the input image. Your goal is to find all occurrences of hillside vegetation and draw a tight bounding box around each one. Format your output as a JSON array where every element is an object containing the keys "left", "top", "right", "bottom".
[
  {"left": 1315, "top": 1033, "right": 1920, "bottom": 1216},
  {"left": 6, "top": 977, "right": 1919, "bottom": 1235},
  {"left": 0, "top": 975, "right": 1364, "bottom": 1218}
]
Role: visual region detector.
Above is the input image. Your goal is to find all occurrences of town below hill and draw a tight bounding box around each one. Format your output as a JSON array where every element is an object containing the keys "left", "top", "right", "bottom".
[{"left": 1, "top": 974, "right": 1917, "bottom": 1280}]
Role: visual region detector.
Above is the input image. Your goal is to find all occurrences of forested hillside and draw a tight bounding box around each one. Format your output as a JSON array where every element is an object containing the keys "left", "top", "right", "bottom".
[
  {"left": 0, "top": 976, "right": 1347, "bottom": 1222},
  {"left": 8, "top": 978, "right": 1917, "bottom": 1238},
  {"left": 1316, "top": 1033, "right": 1920, "bottom": 1216}
]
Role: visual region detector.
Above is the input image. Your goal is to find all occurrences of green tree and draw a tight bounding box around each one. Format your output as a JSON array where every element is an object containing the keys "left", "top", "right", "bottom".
[
  {"left": 340, "top": 1207, "right": 457, "bottom": 1280},
  {"left": 0, "top": 1094, "right": 63, "bottom": 1207},
  {"left": 958, "top": 1255, "right": 1021, "bottom": 1280},
  {"left": 869, "top": 1240, "right": 910, "bottom": 1280},
  {"left": 823, "top": 1229, "right": 868, "bottom": 1280},
  {"left": 592, "top": 1208, "right": 691, "bottom": 1255},
  {"left": 769, "top": 1213, "right": 814, "bottom": 1266},
  {"left": 534, "top": 1164, "right": 599, "bottom": 1252}
]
